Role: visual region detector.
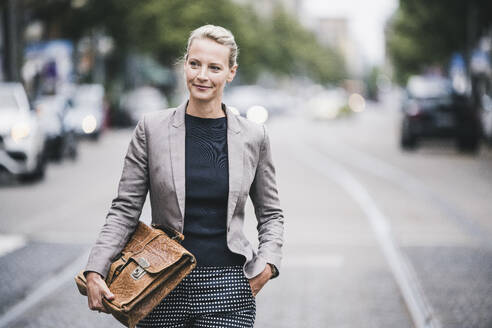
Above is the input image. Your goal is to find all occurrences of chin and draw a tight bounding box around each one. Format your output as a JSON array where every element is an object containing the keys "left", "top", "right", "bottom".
[{"left": 190, "top": 92, "right": 216, "bottom": 102}]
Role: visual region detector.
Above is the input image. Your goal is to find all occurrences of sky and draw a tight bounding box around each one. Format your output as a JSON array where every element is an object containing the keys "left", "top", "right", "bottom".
[{"left": 301, "top": 0, "right": 399, "bottom": 66}]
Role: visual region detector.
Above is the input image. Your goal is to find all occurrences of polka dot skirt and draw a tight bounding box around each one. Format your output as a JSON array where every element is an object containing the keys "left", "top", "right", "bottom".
[{"left": 136, "top": 265, "right": 256, "bottom": 328}]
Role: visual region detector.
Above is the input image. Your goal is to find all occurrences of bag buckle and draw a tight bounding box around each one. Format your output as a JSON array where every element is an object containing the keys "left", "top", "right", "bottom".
[
  {"left": 131, "top": 266, "right": 146, "bottom": 280},
  {"left": 131, "top": 257, "right": 150, "bottom": 280},
  {"left": 136, "top": 257, "right": 150, "bottom": 268}
]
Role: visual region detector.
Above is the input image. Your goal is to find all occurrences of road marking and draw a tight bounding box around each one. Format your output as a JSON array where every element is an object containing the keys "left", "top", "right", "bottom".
[
  {"left": 0, "top": 234, "right": 26, "bottom": 257},
  {"left": 292, "top": 138, "right": 441, "bottom": 328},
  {"left": 0, "top": 249, "right": 91, "bottom": 328},
  {"left": 308, "top": 139, "right": 492, "bottom": 246}
]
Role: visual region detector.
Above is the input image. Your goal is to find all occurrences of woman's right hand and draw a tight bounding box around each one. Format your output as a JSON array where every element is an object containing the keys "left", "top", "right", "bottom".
[{"left": 86, "top": 272, "right": 115, "bottom": 313}]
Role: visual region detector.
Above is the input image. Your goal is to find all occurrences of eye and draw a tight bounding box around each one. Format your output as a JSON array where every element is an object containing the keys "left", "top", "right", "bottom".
[
  {"left": 210, "top": 65, "right": 221, "bottom": 72},
  {"left": 189, "top": 61, "right": 199, "bottom": 68}
]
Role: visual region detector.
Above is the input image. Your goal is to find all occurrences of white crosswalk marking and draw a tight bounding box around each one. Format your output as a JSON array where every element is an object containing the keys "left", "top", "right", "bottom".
[{"left": 0, "top": 234, "right": 26, "bottom": 257}]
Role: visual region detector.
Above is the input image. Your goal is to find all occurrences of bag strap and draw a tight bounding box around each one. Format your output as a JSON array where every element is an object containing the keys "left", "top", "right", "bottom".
[{"left": 151, "top": 223, "right": 185, "bottom": 242}]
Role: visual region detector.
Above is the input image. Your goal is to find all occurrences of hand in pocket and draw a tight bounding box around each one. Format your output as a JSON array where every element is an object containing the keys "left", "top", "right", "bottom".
[{"left": 247, "top": 264, "right": 273, "bottom": 297}]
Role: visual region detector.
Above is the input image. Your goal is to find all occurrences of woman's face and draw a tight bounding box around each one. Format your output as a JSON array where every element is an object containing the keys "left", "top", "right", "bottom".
[{"left": 184, "top": 38, "right": 237, "bottom": 103}]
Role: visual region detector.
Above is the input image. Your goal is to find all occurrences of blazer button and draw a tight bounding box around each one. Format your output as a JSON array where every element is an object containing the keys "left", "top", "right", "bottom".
[{"left": 227, "top": 227, "right": 231, "bottom": 232}]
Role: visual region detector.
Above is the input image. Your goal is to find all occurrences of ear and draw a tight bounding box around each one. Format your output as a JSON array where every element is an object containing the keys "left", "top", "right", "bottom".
[{"left": 227, "top": 64, "right": 238, "bottom": 83}]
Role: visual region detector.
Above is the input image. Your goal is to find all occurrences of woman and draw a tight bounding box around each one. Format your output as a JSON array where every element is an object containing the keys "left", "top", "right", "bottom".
[{"left": 84, "top": 25, "right": 284, "bottom": 327}]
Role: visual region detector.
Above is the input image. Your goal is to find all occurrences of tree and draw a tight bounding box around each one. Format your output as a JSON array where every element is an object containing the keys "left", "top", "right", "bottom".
[
  {"left": 24, "top": 0, "right": 345, "bottom": 84},
  {"left": 386, "top": 0, "right": 492, "bottom": 84}
]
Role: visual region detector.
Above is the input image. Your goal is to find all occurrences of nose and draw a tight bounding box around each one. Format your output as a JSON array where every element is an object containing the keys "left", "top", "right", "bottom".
[{"left": 197, "top": 65, "right": 208, "bottom": 81}]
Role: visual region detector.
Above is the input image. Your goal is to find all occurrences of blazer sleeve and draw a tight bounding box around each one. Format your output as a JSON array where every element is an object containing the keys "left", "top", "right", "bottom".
[
  {"left": 84, "top": 117, "right": 149, "bottom": 279},
  {"left": 249, "top": 124, "right": 284, "bottom": 278}
]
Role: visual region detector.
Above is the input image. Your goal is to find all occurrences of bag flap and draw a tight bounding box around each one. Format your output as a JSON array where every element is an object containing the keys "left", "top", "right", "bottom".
[
  {"left": 129, "top": 233, "right": 192, "bottom": 274},
  {"left": 122, "top": 222, "right": 160, "bottom": 254}
]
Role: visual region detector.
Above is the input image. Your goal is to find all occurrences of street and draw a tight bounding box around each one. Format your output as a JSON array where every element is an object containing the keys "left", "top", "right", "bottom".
[{"left": 1, "top": 94, "right": 492, "bottom": 328}]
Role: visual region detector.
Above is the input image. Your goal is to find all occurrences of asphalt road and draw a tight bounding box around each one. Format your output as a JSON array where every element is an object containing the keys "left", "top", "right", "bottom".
[{"left": 1, "top": 92, "right": 491, "bottom": 328}]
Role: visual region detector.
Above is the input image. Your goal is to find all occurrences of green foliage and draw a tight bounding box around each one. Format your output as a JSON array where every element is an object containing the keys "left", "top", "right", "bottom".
[
  {"left": 365, "top": 66, "right": 381, "bottom": 101},
  {"left": 265, "top": 5, "right": 346, "bottom": 83},
  {"left": 386, "top": 0, "right": 492, "bottom": 85},
  {"left": 28, "top": 0, "right": 345, "bottom": 84}
]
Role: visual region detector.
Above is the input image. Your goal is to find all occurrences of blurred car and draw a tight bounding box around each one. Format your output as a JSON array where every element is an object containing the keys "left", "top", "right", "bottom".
[
  {"left": 119, "top": 86, "right": 168, "bottom": 125},
  {"left": 65, "top": 84, "right": 105, "bottom": 140},
  {"left": 471, "top": 63, "right": 492, "bottom": 145},
  {"left": 306, "top": 88, "right": 348, "bottom": 120},
  {"left": 223, "top": 85, "right": 294, "bottom": 121},
  {"left": 35, "top": 94, "right": 78, "bottom": 161},
  {"left": 480, "top": 92, "right": 492, "bottom": 144},
  {"left": 0, "top": 82, "right": 47, "bottom": 180},
  {"left": 400, "top": 75, "right": 481, "bottom": 152},
  {"left": 223, "top": 85, "right": 267, "bottom": 117},
  {"left": 469, "top": 34, "right": 492, "bottom": 146}
]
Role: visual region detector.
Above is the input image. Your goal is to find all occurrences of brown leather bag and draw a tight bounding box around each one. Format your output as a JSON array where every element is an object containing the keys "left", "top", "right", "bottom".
[{"left": 75, "top": 221, "right": 196, "bottom": 328}]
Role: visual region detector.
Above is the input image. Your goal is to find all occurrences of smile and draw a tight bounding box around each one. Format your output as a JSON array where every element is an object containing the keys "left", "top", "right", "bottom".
[{"left": 193, "top": 84, "right": 212, "bottom": 90}]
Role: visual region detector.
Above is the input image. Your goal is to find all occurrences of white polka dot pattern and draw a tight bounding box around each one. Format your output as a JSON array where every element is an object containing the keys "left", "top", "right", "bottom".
[{"left": 136, "top": 265, "right": 256, "bottom": 327}]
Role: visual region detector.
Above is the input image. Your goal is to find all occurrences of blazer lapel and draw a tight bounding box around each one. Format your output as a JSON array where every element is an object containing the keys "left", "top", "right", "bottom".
[
  {"left": 169, "top": 102, "right": 244, "bottom": 227},
  {"left": 225, "top": 105, "right": 244, "bottom": 227},
  {"left": 170, "top": 102, "right": 187, "bottom": 224}
]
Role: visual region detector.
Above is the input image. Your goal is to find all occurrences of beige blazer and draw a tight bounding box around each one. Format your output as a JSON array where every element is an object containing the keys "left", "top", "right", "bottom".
[{"left": 84, "top": 102, "right": 284, "bottom": 280}]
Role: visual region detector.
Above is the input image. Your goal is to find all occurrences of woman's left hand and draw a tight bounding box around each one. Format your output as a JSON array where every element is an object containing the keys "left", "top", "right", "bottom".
[{"left": 248, "top": 264, "right": 273, "bottom": 297}]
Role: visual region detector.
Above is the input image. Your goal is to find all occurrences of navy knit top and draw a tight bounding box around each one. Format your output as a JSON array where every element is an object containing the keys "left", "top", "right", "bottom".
[{"left": 181, "top": 110, "right": 245, "bottom": 267}]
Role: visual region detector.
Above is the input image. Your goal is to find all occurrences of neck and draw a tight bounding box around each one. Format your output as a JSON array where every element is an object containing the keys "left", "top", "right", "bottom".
[{"left": 186, "top": 98, "right": 225, "bottom": 118}]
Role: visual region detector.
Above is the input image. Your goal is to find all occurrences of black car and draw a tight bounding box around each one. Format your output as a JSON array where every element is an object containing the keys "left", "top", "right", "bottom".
[{"left": 400, "top": 75, "right": 481, "bottom": 152}]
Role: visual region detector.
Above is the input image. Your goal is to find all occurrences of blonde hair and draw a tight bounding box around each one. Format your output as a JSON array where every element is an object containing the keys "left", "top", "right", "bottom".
[{"left": 185, "top": 24, "right": 239, "bottom": 68}]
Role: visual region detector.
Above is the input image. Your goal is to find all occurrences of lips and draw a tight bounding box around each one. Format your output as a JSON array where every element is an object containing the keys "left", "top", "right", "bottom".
[{"left": 193, "top": 84, "right": 212, "bottom": 90}]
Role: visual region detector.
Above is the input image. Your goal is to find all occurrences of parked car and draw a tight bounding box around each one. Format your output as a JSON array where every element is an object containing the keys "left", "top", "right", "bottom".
[
  {"left": 480, "top": 91, "right": 492, "bottom": 144},
  {"left": 34, "top": 94, "right": 78, "bottom": 161},
  {"left": 306, "top": 88, "right": 348, "bottom": 120},
  {"left": 223, "top": 85, "right": 294, "bottom": 120},
  {"left": 470, "top": 49, "right": 492, "bottom": 145},
  {"left": 0, "top": 82, "right": 47, "bottom": 180},
  {"left": 65, "top": 84, "right": 105, "bottom": 140},
  {"left": 400, "top": 75, "right": 481, "bottom": 152},
  {"left": 119, "top": 86, "right": 168, "bottom": 125}
]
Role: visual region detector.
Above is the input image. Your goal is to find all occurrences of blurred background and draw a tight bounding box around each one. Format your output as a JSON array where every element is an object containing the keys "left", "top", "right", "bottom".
[{"left": 1, "top": 0, "right": 492, "bottom": 327}]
